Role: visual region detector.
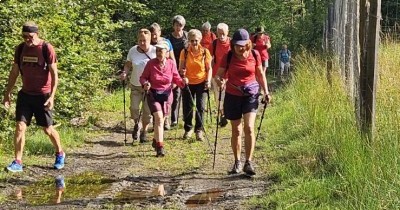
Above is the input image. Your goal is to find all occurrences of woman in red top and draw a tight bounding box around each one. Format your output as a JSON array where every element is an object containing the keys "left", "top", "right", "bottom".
[
  {"left": 140, "top": 41, "right": 188, "bottom": 157},
  {"left": 215, "top": 29, "right": 271, "bottom": 176},
  {"left": 252, "top": 26, "right": 271, "bottom": 73}
]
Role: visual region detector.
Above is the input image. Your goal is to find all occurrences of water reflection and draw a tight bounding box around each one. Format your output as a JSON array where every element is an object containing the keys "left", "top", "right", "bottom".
[
  {"left": 185, "top": 188, "right": 224, "bottom": 208},
  {"left": 6, "top": 171, "right": 111, "bottom": 206},
  {"left": 14, "top": 188, "right": 23, "bottom": 200},
  {"left": 10, "top": 175, "right": 66, "bottom": 205},
  {"left": 54, "top": 175, "right": 65, "bottom": 204},
  {"left": 114, "top": 184, "right": 169, "bottom": 204}
]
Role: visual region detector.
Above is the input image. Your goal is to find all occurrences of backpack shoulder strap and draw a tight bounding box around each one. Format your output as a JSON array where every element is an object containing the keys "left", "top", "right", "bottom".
[
  {"left": 42, "top": 42, "right": 49, "bottom": 64},
  {"left": 202, "top": 47, "right": 207, "bottom": 69},
  {"left": 183, "top": 31, "right": 188, "bottom": 40},
  {"left": 212, "top": 40, "right": 218, "bottom": 64},
  {"left": 16, "top": 42, "right": 25, "bottom": 75},
  {"left": 226, "top": 50, "right": 233, "bottom": 71},
  {"left": 251, "top": 49, "right": 259, "bottom": 66},
  {"left": 251, "top": 49, "right": 257, "bottom": 59},
  {"left": 183, "top": 48, "right": 188, "bottom": 68}
]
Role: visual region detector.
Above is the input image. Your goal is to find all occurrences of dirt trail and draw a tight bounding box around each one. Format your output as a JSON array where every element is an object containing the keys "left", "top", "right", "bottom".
[
  {"left": 1, "top": 78, "right": 285, "bottom": 209},
  {"left": 1, "top": 127, "right": 272, "bottom": 209}
]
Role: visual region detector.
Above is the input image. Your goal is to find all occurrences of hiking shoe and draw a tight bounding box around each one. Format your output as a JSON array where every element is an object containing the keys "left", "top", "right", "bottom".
[
  {"left": 132, "top": 124, "right": 139, "bottom": 141},
  {"left": 164, "top": 120, "right": 171, "bottom": 131},
  {"left": 195, "top": 130, "right": 204, "bottom": 141},
  {"left": 171, "top": 121, "right": 177, "bottom": 127},
  {"left": 54, "top": 153, "right": 66, "bottom": 170},
  {"left": 243, "top": 160, "right": 256, "bottom": 176},
  {"left": 6, "top": 160, "right": 23, "bottom": 173},
  {"left": 219, "top": 116, "right": 228, "bottom": 127},
  {"left": 228, "top": 160, "right": 241, "bottom": 174},
  {"left": 139, "top": 131, "right": 147, "bottom": 143},
  {"left": 183, "top": 130, "right": 193, "bottom": 139},
  {"left": 156, "top": 146, "right": 165, "bottom": 157}
]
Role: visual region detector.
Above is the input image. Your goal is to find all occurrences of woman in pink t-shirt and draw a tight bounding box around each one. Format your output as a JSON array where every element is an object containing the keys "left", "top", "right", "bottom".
[
  {"left": 140, "top": 41, "right": 188, "bottom": 157},
  {"left": 215, "top": 29, "right": 271, "bottom": 176}
]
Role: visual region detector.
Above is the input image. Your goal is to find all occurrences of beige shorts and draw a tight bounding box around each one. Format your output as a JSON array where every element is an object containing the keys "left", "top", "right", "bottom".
[{"left": 130, "top": 85, "right": 152, "bottom": 124}]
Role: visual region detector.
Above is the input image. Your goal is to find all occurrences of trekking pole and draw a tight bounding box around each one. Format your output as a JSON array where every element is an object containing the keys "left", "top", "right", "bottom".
[
  {"left": 133, "top": 92, "right": 147, "bottom": 141},
  {"left": 207, "top": 90, "right": 212, "bottom": 123},
  {"left": 137, "top": 92, "right": 146, "bottom": 124},
  {"left": 256, "top": 99, "right": 268, "bottom": 141},
  {"left": 174, "top": 88, "right": 182, "bottom": 140},
  {"left": 212, "top": 88, "right": 223, "bottom": 170},
  {"left": 122, "top": 80, "right": 127, "bottom": 145},
  {"left": 185, "top": 85, "right": 214, "bottom": 154}
]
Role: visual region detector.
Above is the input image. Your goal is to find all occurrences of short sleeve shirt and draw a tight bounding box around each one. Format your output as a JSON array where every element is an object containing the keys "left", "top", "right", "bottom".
[
  {"left": 220, "top": 50, "right": 262, "bottom": 96},
  {"left": 179, "top": 46, "right": 212, "bottom": 85},
  {"left": 127, "top": 45, "right": 156, "bottom": 86},
  {"left": 14, "top": 41, "right": 57, "bottom": 95},
  {"left": 209, "top": 38, "right": 231, "bottom": 76},
  {"left": 252, "top": 34, "right": 270, "bottom": 61}
]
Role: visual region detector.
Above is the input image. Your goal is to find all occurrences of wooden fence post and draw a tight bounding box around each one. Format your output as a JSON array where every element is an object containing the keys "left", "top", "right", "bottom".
[{"left": 359, "top": 0, "right": 381, "bottom": 140}]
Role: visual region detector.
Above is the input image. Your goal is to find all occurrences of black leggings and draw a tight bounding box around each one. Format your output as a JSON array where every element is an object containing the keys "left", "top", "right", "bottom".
[{"left": 182, "top": 82, "right": 207, "bottom": 132}]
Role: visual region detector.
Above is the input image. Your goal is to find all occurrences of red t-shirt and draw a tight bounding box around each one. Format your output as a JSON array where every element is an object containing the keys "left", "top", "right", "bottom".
[
  {"left": 208, "top": 37, "right": 231, "bottom": 76},
  {"left": 200, "top": 32, "right": 217, "bottom": 50},
  {"left": 14, "top": 41, "right": 57, "bottom": 95},
  {"left": 220, "top": 50, "right": 262, "bottom": 96},
  {"left": 252, "top": 34, "right": 270, "bottom": 61}
]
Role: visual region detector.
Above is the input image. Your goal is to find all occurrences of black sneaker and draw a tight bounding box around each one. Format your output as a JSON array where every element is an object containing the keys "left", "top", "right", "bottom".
[
  {"left": 156, "top": 146, "right": 165, "bottom": 157},
  {"left": 139, "top": 131, "right": 147, "bottom": 143},
  {"left": 219, "top": 116, "right": 228, "bottom": 127},
  {"left": 132, "top": 124, "right": 139, "bottom": 141},
  {"left": 243, "top": 160, "right": 256, "bottom": 176},
  {"left": 228, "top": 160, "right": 241, "bottom": 174}
]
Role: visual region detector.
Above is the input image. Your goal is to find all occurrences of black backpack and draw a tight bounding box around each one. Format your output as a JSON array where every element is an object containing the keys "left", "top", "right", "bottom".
[{"left": 15, "top": 42, "right": 53, "bottom": 76}]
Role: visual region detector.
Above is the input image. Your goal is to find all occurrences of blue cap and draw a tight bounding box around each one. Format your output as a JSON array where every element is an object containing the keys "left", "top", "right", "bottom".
[{"left": 232, "top": 28, "right": 249, "bottom": 46}]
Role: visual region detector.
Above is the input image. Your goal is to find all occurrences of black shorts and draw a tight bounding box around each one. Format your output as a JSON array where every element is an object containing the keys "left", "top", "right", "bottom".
[
  {"left": 16, "top": 91, "right": 53, "bottom": 127},
  {"left": 223, "top": 92, "right": 259, "bottom": 120}
]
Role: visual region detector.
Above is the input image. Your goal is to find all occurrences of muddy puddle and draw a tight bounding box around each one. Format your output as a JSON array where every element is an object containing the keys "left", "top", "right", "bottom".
[{"left": 6, "top": 171, "right": 113, "bottom": 206}]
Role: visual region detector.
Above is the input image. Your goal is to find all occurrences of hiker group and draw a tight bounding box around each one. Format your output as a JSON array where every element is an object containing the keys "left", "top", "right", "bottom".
[
  {"left": 119, "top": 15, "right": 275, "bottom": 176},
  {"left": 2, "top": 16, "right": 292, "bottom": 176}
]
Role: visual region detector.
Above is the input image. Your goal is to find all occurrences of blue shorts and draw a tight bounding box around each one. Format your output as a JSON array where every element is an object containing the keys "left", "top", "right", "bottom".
[{"left": 223, "top": 92, "right": 259, "bottom": 120}]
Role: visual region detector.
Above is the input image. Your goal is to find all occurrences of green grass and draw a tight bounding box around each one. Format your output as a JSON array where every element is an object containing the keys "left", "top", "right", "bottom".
[{"left": 249, "top": 43, "right": 400, "bottom": 209}]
